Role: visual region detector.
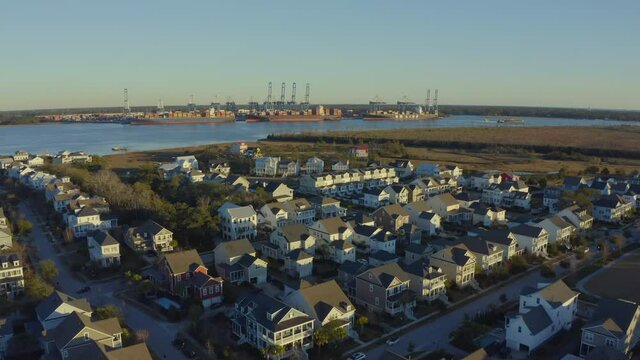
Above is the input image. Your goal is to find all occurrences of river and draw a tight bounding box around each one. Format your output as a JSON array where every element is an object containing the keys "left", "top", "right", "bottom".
[{"left": 0, "top": 115, "right": 636, "bottom": 155}]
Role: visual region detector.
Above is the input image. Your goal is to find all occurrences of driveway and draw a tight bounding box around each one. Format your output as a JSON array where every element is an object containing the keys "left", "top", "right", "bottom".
[
  {"left": 364, "top": 267, "right": 561, "bottom": 359},
  {"left": 18, "top": 201, "right": 188, "bottom": 360}
]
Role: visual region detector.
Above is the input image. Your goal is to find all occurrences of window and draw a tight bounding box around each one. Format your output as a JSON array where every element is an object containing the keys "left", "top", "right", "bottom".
[
  {"left": 374, "top": 297, "right": 379, "bottom": 306},
  {"left": 369, "top": 284, "right": 373, "bottom": 292},
  {"left": 518, "top": 326, "right": 522, "bottom": 333},
  {"left": 605, "top": 338, "right": 615, "bottom": 347},
  {"left": 84, "top": 332, "right": 89, "bottom": 341}
]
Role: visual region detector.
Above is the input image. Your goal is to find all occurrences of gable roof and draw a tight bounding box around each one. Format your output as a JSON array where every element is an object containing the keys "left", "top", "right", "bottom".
[
  {"left": 88, "top": 230, "right": 118, "bottom": 246},
  {"left": 281, "top": 223, "right": 312, "bottom": 243},
  {"left": 593, "top": 194, "right": 629, "bottom": 209},
  {"left": 54, "top": 312, "right": 121, "bottom": 349},
  {"left": 521, "top": 305, "right": 552, "bottom": 335},
  {"left": 477, "top": 228, "right": 516, "bottom": 246},
  {"left": 77, "top": 206, "right": 99, "bottom": 217},
  {"left": 295, "top": 280, "right": 353, "bottom": 323},
  {"left": 357, "top": 262, "right": 409, "bottom": 288},
  {"left": 522, "top": 280, "right": 577, "bottom": 308},
  {"left": 583, "top": 298, "right": 639, "bottom": 339},
  {"left": 461, "top": 236, "right": 503, "bottom": 256},
  {"left": 314, "top": 217, "right": 351, "bottom": 234},
  {"left": 217, "top": 238, "right": 256, "bottom": 258},
  {"left": 36, "top": 290, "right": 91, "bottom": 321},
  {"left": 236, "top": 292, "right": 313, "bottom": 332},
  {"left": 511, "top": 224, "right": 546, "bottom": 238},
  {"left": 163, "top": 249, "right": 204, "bottom": 274},
  {"left": 373, "top": 204, "right": 409, "bottom": 218}
]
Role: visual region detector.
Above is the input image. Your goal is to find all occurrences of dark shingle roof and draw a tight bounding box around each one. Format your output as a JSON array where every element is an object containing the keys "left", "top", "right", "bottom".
[
  {"left": 163, "top": 250, "right": 204, "bottom": 274},
  {"left": 583, "top": 298, "right": 639, "bottom": 339},
  {"left": 88, "top": 230, "right": 118, "bottom": 246},
  {"left": 511, "top": 224, "right": 546, "bottom": 238},
  {"left": 35, "top": 290, "right": 91, "bottom": 321},
  {"left": 521, "top": 306, "right": 552, "bottom": 335}
]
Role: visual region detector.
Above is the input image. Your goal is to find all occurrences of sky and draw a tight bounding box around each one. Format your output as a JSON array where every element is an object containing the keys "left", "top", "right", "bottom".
[{"left": 1, "top": 0, "right": 639, "bottom": 111}]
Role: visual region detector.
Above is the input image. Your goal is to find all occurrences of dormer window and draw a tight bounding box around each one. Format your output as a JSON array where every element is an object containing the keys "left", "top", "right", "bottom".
[
  {"left": 84, "top": 332, "right": 89, "bottom": 341},
  {"left": 2, "top": 263, "right": 7, "bottom": 269}
]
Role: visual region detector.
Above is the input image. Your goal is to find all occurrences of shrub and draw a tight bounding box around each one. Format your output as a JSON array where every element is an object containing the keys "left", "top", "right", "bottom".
[{"left": 540, "top": 264, "right": 556, "bottom": 278}]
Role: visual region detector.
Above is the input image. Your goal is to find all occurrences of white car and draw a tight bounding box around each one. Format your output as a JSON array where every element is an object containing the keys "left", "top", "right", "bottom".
[
  {"left": 349, "top": 352, "right": 366, "bottom": 360},
  {"left": 386, "top": 336, "right": 399, "bottom": 345}
]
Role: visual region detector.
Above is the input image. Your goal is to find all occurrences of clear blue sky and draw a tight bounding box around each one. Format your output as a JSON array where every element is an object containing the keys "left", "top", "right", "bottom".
[{"left": 1, "top": 0, "right": 639, "bottom": 111}]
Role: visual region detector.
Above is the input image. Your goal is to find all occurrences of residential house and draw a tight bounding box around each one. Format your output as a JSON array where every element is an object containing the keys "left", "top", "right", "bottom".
[
  {"left": 44, "top": 312, "right": 122, "bottom": 358},
  {"left": 505, "top": 280, "right": 579, "bottom": 353},
  {"left": 229, "top": 142, "right": 248, "bottom": 155},
  {"left": 259, "top": 198, "right": 315, "bottom": 229},
  {"left": 580, "top": 298, "right": 640, "bottom": 357},
  {"left": 309, "top": 197, "right": 346, "bottom": 219},
  {"left": 304, "top": 157, "right": 325, "bottom": 174},
  {"left": 563, "top": 176, "right": 588, "bottom": 192},
  {"left": 385, "top": 184, "right": 410, "bottom": 205},
  {"left": 232, "top": 293, "right": 314, "bottom": 358},
  {"left": 536, "top": 216, "right": 576, "bottom": 244},
  {"left": 593, "top": 195, "right": 633, "bottom": 223},
  {"left": 187, "top": 170, "right": 205, "bottom": 183},
  {"left": 0, "top": 221, "right": 11, "bottom": 249},
  {"left": 331, "top": 160, "right": 349, "bottom": 172},
  {"left": 0, "top": 254, "right": 24, "bottom": 298},
  {"left": 264, "top": 223, "right": 316, "bottom": 260},
  {"left": 175, "top": 155, "right": 199, "bottom": 172},
  {"left": 543, "top": 187, "right": 563, "bottom": 213},
  {"left": 354, "top": 263, "right": 416, "bottom": 315},
  {"left": 299, "top": 167, "right": 398, "bottom": 196},
  {"left": 254, "top": 156, "right": 280, "bottom": 177},
  {"left": 35, "top": 290, "right": 92, "bottom": 331},
  {"left": 308, "top": 217, "right": 354, "bottom": 245},
  {"left": 12, "top": 151, "right": 29, "bottom": 162},
  {"left": 214, "top": 239, "right": 267, "bottom": 285},
  {"left": 161, "top": 250, "right": 224, "bottom": 307},
  {"left": 369, "top": 251, "right": 400, "bottom": 266},
  {"left": 454, "top": 192, "right": 481, "bottom": 209},
  {"left": 415, "top": 163, "right": 440, "bottom": 177},
  {"left": 209, "top": 160, "right": 231, "bottom": 176},
  {"left": 27, "top": 156, "right": 45, "bottom": 167},
  {"left": 0, "top": 158, "right": 13, "bottom": 170},
  {"left": 590, "top": 181, "right": 612, "bottom": 196},
  {"left": 401, "top": 261, "right": 447, "bottom": 302},
  {"left": 404, "top": 201, "right": 441, "bottom": 236},
  {"left": 391, "top": 160, "right": 414, "bottom": 179},
  {"left": 556, "top": 205, "right": 594, "bottom": 231},
  {"left": 337, "top": 261, "right": 368, "bottom": 298},
  {"left": 87, "top": 230, "right": 120, "bottom": 268},
  {"left": 441, "top": 164, "right": 463, "bottom": 178},
  {"left": 255, "top": 182, "right": 295, "bottom": 202},
  {"left": 460, "top": 172, "right": 502, "bottom": 190},
  {"left": 224, "top": 174, "right": 251, "bottom": 191},
  {"left": 352, "top": 224, "right": 395, "bottom": 254},
  {"left": 429, "top": 244, "right": 476, "bottom": 288},
  {"left": 124, "top": 220, "right": 174, "bottom": 253},
  {"left": 0, "top": 209, "right": 6, "bottom": 230},
  {"left": 471, "top": 204, "right": 506, "bottom": 227},
  {"left": 277, "top": 159, "right": 300, "bottom": 177},
  {"left": 426, "top": 193, "right": 472, "bottom": 225},
  {"left": 460, "top": 236, "right": 503, "bottom": 271},
  {"left": 404, "top": 243, "right": 434, "bottom": 265},
  {"left": 67, "top": 206, "right": 117, "bottom": 238},
  {"left": 350, "top": 146, "right": 369, "bottom": 158},
  {"left": 477, "top": 228, "right": 520, "bottom": 262},
  {"left": 482, "top": 182, "right": 531, "bottom": 210},
  {"left": 363, "top": 187, "right": 391, "bottom": 209},
  {"left": 511, "top": 224, "right": 548, "bottom": 256},
  {"left": 327, "top": 240, "right": 356, "bottom": 264},
  {"left": 285, "top": 280, "right": 355, "bottom": 333},
  {"left": 218, "top": 202, "right": 258, "bottom": 240},
  {"left": 284, "top": 250, "right": 314, "bottom": 278},
  {"left": 406, "top": 183, "right": 425, "bottom": 203},
  {"left": 371, "top": 204, "right": 410, "bottom": 234}
]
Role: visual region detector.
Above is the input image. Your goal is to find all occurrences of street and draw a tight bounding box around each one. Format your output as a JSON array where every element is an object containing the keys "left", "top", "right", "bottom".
[{"left": 18, "top": 202, "right": 188, "bottom": 360}]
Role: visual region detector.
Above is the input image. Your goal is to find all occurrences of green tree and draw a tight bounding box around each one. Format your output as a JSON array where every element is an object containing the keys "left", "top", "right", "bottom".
[
  {"left": 188, "top": 304, "right": 203, "bottom": 330},
  {"left": 356, "top": 316, "right": 369, "bottom": 330},
  {"left": 39, "top": 260, "right": 59, "bottom": 282},
  {"left": 17, "top": 219, "right": 33, "bottom": 235},
  {"left": 25, "top": 276, "right": 53, "bottom": 300},
  {"left": 313, "top": 329, "right": 330, "bottom": 347},
  {"left": 95, "top": 304, "right": 125, "bottom": 324}
]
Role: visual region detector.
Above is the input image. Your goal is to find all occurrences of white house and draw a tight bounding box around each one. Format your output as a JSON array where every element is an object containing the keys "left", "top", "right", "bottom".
[
  {"left": 254, "top": 156, "right": 280, "bottom": 177},
  {"left": 363, "top": 188, "right": 391, "bottom": 209},
  {"left": 304, "top": 157, "right": 325, "bottom": 174},
  {"left": 536, "top": 216, "right": 576, "bottom": 244},
  {"left": 556, "top": 205, "right": 594, "bottom": 231},
  {"left": 404, "top": 201, "right": 441, "bottom": 235},
  {"left": 505, "top": 280, "right": 579, "bottom": 354},
  {"left": 35, "top": 290, "right": 92, "bottom": 331},
  {"left": 218, "top": 202, "right": 257, "bottom": 240},
  {"left": 67, "top": 206, "right": 117, "bottom": 238},
  {"left": 214, "top": 239, "right": 267, "bottom": 285},
  {"left": 331, "top": 160, "right": 349, "bottom": 172},
  {"left": 593, "top": 194, "right": 633, "bottom": 223},
  {"left": 87, "top": 230, "right": 120, "bottom": 268},
  {"left": 511, "top": 224, "right": 548, "bottom": 256}
]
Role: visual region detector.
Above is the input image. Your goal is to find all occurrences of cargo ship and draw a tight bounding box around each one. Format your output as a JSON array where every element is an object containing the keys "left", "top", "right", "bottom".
[
  {"left": 497, "top": 118, "right": 525, "bottom": 124},
  {"left": 244, "top": 106, "right": 342, "bottom": 122},
  {"left": 128, "top": 109, "right": 236, "bottom": 125},
  {"left": 362, "top": 112, "right": 438, "bottom": 121}
]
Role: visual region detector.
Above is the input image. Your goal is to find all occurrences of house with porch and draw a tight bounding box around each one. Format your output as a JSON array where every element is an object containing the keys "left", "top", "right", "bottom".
[
  {"left": 593, "top": 194, "right": 633, "bottom": 223},
  {"left": 556, "top": 205, "right": 593, "bottom": 231},
  {"left": 161, "top": 250, "right": 224, "bottom": 307},
  {"left": 536, "top": 216, "right": 576, "bottom": 244},
  {"left": 580, "top": 298, "right": 640, "bottom": 358},
  {"left": 371, "top": 204, "right": 410, "bottom": 234},
  {"left": 218, "top": 202, "right": 257, "bottom": 240},
  {"left": 124, "top": 220, "right": 174, "bottom": 253},
  {"left": 401, "top": 261, "right": 447, "bottom": 302},
  {"left": 510, "top": 224, "right": 548, "bottom": 256},
  {"left": 425, "top": 193, "right": 472, "bottom": 225},
  {"left": 354, "top": 263, "right": 416, "bottom": 315},
  {"left": 87, "top": 230, "right": 120, "bottom": 268},
  {"left": 429, "top": 244, "right": 476, "bottom": 288},
  {"left": 214, "top": 239, "right": 267, "bottom": 285}
]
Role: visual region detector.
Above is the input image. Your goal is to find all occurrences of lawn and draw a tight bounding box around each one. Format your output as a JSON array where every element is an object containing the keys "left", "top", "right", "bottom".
[{"left": 583, "top": 252, "right": 640, "bottom": 303}]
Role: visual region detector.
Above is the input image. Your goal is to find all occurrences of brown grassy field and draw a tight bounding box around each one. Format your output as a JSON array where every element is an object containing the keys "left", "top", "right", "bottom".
[
  {"left": 104, "top": 126, "right": 640, "bottom": 175},
  {"left": 317, "top": 126, "right": 640, "bottom": 152},
  {"left": 584, "top": 252, "right": 640, "bottom": 303}
]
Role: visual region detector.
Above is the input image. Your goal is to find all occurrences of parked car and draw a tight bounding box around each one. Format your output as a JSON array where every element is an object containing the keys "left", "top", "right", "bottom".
[
  {"left": 386, "top": 336, "right": 399, "bottom": 345},
  {"left": 349, "top": 352, "right": 367, "bottom": 360}
]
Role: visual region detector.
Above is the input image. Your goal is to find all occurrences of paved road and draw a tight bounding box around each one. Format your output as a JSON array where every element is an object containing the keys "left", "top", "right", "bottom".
[
  {"left": 364, "top": 264, "right": 571, "bottom": 360},
  {"left": 19, "top": 202, "right": 187, "bottom": 360}
]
